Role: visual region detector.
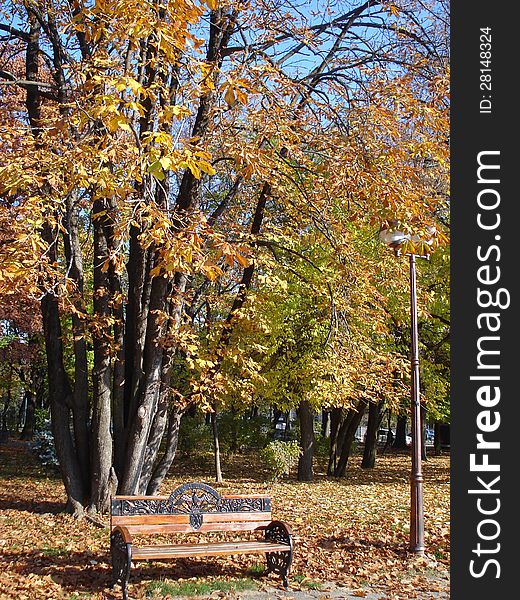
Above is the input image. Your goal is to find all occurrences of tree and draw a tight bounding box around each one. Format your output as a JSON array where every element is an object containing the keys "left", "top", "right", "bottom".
[{"left": 0, "top": 0, "right": 449, "bottom": 512}]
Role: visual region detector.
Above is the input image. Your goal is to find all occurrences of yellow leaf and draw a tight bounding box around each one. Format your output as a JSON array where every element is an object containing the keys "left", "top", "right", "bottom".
[
  {"left": 186, "top": 159, "right": 200, "bottom": 178},
  {"left": 235, "top": 88, "right": 248, "bottom": 105},
  {"left": 224, "top": 86, "right": 236, "bottom": 107},
  {"left": 235, "top": 253, "right": 249, "bottom": 268},
  {"left": 159, "top": 156, "right": 173, "bottom": 171},
  {"left": 127, "top": 77, "right": 143, "bottom": 95},
  {"left": 198, "top": 161, "right": 216, "bottom": 176}
]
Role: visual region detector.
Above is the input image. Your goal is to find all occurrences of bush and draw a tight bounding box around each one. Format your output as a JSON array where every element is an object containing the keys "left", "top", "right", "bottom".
[{"left": 261, "top": 440, "right": 302, "bottom": 481}]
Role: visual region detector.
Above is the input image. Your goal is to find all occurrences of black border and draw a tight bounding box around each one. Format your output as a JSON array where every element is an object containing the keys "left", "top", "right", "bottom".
[{"left": 451, "top": 3, "right": 517, "bottom": 597}]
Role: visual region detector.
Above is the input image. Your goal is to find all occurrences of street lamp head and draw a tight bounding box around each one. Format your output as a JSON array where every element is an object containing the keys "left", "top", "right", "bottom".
[
  {"left": 379, "top": 223, "right": 437, "bottom": 256},
  {"left": 378, "top": 227, "right": 409, "bottom": 250}
]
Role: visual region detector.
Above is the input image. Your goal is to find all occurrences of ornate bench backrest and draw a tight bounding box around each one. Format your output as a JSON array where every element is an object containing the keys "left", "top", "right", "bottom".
[{"left": 111, "top": 482, "right": 272, "bottom": 534}]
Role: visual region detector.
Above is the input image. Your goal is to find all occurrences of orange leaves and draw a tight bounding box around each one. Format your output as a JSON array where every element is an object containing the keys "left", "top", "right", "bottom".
[
  {"left": 204, "top": 0, "right": 219, "bottom": 10},
  {"left": 178, "top": 149, "right": 216, "bottom": 179},
  {"left": 213, "top": 240, "right": 250, "bottom": 269},
  {"left": 220, "top": 78, "right": 256, "bottom": 107}
]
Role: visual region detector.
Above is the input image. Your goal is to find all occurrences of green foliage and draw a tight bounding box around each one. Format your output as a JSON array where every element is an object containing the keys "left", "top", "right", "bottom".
[
  {"left": 261, "top": 440, "right": 302, "bottom": 481},
  {"left": 314, "top": 433, "right": 331, "bottom": 458},
  {"left": 218, "top": 412, "right": 271, "bottom": 454},
  {"left": 177, "top": 413, "right": 213, "bottom": 456},
  {"left": 34, "top": 408, "right": 49, "bottom": 432}
]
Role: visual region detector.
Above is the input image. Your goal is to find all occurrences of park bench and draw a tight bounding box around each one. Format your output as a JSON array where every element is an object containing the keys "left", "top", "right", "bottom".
[{"left": 110, "top": 482, "right": 294, "bottom": 600}]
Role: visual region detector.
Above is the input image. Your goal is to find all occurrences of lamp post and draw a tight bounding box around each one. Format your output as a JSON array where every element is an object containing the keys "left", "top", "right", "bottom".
[{"left": 379, "top": 225, "right": 436, "bottom": 555}]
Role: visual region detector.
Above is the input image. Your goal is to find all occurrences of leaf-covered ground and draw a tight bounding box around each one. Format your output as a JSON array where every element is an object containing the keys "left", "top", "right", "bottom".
[{"left": 0, "top": 441, "right": 449, "bottom": 599}]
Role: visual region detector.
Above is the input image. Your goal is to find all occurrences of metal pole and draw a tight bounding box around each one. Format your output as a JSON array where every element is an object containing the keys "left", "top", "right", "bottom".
[{"left": 409, "top": 254, "right": 425, "bottom": 554}]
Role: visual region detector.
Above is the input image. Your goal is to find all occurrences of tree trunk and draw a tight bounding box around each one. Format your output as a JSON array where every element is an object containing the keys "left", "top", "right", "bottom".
[
  {"left": 109, "top": 211, "right": 126, "bottom": 481},
  {"left": 1, "top": 378, "right": 12, "bottom": 437},
  {"left": 20, "top": 389, "right": 36, "bottom": 440},
  {"left": 421, "top": 405, "right": 427, "bottom": 461},
  {"left": 297, "top": 400, "right": 314, "bottom": 482},
  {"left": 327, "top": 407, "right": 342, "bottom": 475},
  {"left": 122, "top": 228, "right": 152, "bottom": 446},
  {"left": 138, "top": 352, "right": 173, "bottom": 493},
  {"left": 147, "top": 407, "right": 184, "bottom": 495},
  {"left": 62, "top": 192, "right": 90, "bottom": 486},
  {"left": 211, "top": 411, "right": 223, "bottom": 483},
  {"left": 393, "top": 414, "right": 408, "bottom": 449},
  {"left": 334, "top": 399, "right": 367, "bottom": 477},
  {"left": 434, "top": 421, "right": 442, "bottom": 455},
  {"left": 89, "top": 201, "right": 115, "bottom": 513},
  {"left": 361, "top": 399, "right": 384, "bottom": 469},
  {"left": 321, "top": 410, "right": 330, "bottom": 437},
  {"left": 120, "top": 271, "right": 169, "bottom": 494},
  {"left": 41, "top": 222, "right": 86, "bottom": 516}
]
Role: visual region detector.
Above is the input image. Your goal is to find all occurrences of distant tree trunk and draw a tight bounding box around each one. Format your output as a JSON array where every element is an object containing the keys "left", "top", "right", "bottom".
[
  {"left": 211, "top": 411, "right": 223, "bottom": 483},
  {"left": 20, "top": 389, "right": 36, "bottom": 440},
  {"left": 361, "top": 400, "right": 385, "bottom": 469},
  {"left": 421, "top": 406, "right": 427, "bottom": 461},
  {"left": 327, "top": 408, "right": 342, "bottom": 475},
  {"left": 434, "top": 422, "right": 442, "bottom": 455},
  {"left": 1, "top": 373, "right": 12, "bottom": 437},
  {"left": 333, "top": 399, "right": 368, "bottom": 477},
  {"left": 283, "top": 412, "right": 291, "bottom": 440},
  {"left": 381, "top": 410, "right": 394, "bottom": 454},
  {"left": 273, "top": 407, "right": 282, "bottom": 428},
  {"left": 321, "top": 410, "right": 330, "bottom": 437},
  {"left": 393, "top": 415, "right": 408, "bottom": 449},
  {"left": 297, "top": 400, "right": 314, "bottom": 481}
]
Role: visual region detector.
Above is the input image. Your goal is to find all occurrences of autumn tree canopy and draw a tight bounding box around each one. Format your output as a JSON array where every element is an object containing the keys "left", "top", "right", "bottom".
[{"left": 0, "top": 0, "right": 449, "bottom": 514}]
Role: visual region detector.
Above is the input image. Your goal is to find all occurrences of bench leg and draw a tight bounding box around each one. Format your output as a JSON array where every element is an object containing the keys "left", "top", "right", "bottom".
[
  {"left": 110, "top": 530, "right": 132, "bottom": 599},
  {"left": 265, "top": 521, "right": 293, "bottom": 588}
]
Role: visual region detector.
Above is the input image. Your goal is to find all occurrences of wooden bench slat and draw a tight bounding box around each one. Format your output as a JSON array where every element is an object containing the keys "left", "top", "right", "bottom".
[
  {"left": 132, "top": 540, "right": 290, "bottom": 560},
  {"left": 112, "top": 511, "right": 272, "bottom": 527},
  {"left": 123, "top": 520, "right": 271, "bottom": 535}
]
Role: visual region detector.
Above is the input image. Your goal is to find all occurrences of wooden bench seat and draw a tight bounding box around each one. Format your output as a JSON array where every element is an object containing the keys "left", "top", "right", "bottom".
[
  {"left": 131, "top": 540, "right": 291, "bottom": 559},
  {"left": 110, "top": 482, "right": 293, "bottom": 600}
]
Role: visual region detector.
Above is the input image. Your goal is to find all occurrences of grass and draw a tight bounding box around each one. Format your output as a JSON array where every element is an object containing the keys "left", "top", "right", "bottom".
[
  {"left": 40, "top": 545, "right": 69, "bottom": 557},
  {"left": 292, "top": 574, "right": 322, "bottom": 590},
  {"left": 246, "top": 563, "right": 266, "bottom": 576},
  {"left": 145, "top": 578, "right": 258, "bottom": 598}
]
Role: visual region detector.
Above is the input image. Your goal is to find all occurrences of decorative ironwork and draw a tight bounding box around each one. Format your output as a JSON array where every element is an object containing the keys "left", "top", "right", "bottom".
[
  {"left": 163, "top": 482, "right": 221, "bottom": 529},
  {"left": 265, "top": 521, "right": 293, "bottom": 588},
  {"left": 110, "top": 529, "right": 131, "bottom": 600},
  {"left": 219, "top": 496, "right": 268, "bottom": 512},
  {"left": 112, "top": 482, "right": 271, "bottom": 531}
]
